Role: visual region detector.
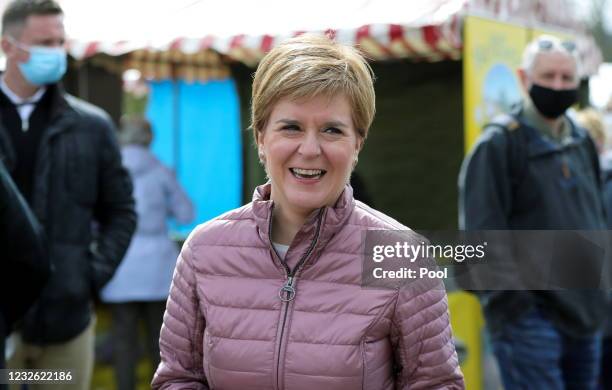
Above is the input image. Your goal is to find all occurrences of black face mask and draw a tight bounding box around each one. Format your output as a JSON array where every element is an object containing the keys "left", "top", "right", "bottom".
[{"left": 528, "top": 83, "right": 578, "bottom": 119}]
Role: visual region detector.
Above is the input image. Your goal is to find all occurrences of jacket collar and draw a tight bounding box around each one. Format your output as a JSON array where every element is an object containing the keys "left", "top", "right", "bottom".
[
  {"left": 521, "top": 98, "right": 571, "bottom": 144},
  {"left": 515, "top": 103, "right": 585, "bottom": 158},
  {"left": 0, "top": 83, "right": 76, "bottom": 172},
  {"left": 0, "top": 78, "right": 74, "bottom": 119},
  {"left": 48, "top": 84, "right": 77, "bottom": 122},
  {"left": 252, "top": 182, "right": 356, "bottom": 271}
]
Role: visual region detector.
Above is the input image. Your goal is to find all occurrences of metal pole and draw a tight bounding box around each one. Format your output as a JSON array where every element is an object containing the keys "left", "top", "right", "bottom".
[
  {"left": 77, "top": 64, "right": 89, "bottom": 101},
  {"left": 172, "top": 70, "right": 180, "bottom": 174}
]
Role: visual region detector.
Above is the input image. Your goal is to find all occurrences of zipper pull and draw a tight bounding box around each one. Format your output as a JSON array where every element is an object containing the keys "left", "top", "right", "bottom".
[
  {"left": 279, "top": 276, "right": 296, "bottom": 302},
  {"left": 561, "top": 159, "right": 571, "bottom": 179}
]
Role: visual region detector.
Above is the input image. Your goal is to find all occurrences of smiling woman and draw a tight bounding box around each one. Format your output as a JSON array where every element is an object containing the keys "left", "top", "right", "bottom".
[
  {"left": 152, "top": 35, "right": 465, "bottom": 390},
  {"left": 257, "top": 94, "right": 361, "bottom": 245}
]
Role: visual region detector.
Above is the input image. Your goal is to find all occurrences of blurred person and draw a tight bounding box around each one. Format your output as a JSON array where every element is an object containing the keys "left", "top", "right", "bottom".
[
  {"left": 152, "top": 35, "right": 464, "bottom": 390},
  {"left": 101, "top": 115, "right": 194, "bottom": 390},
  {"left": 576, "top": 108, "right": 612, "bottom": 390},
  {"left": 577, "top": 107, "right": 606, "bottom": 154},
  {"left": 0, "top": 158, "right": 49, "bottom": 381},
  {"left": 459, "top": 35, "right": 608, "bottom": 389},
  {"left": 0, "top": 0, "right": 136, "bottom": 389}
]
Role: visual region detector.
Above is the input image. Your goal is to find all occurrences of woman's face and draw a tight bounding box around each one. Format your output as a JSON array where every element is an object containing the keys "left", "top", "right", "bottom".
[{"left": 258, "top": 94, "right": 362, "bottom": 217}]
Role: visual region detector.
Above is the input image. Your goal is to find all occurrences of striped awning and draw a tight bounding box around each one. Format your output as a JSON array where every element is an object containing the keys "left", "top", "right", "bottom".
[
  {"left": 67, "top": 21, "right": 463, "bottom": 66},
  {"left": 64, "top": 0, "right": 466, "bottom": 65},
  {"left": 58, "top": 0, "right": 601, "bottom": 75}
]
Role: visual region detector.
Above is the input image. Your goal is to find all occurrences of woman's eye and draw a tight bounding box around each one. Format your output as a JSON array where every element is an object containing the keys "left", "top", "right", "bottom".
[
  {"left": 324, "top": 127, "right": 342, "bottom": 135},
  {"left": 282, "top": 125, "right": 300, "bottom": 131}
]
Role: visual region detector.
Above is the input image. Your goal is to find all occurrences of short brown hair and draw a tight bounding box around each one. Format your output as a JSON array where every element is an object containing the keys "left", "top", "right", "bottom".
[
  {"left": 251, "top": 34, "right": 376, "bottom": 143},
  {"left": 2, "top": 0, "right": 63, "bottom": 37}
]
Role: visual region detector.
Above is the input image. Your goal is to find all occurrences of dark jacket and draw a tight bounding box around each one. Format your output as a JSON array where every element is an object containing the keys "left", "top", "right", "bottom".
[
  {"left": 0, "top": 85, "right": 136, "bottom": 344},
  {"left": 458, "top": 108, "right": 609, "bottom": 337},
  {"left": 599, "top": 150, "right": 612, "bottom": 337},
  {"left": 601, "top": 151, "right": 612, "bottom": 229},
  {"left": 0, "top": 158, "right": 49, "bottom": 368}
]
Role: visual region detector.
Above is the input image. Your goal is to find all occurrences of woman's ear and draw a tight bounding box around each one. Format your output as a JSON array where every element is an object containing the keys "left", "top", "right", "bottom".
[
  {"left": 255, "top": 131, "right": 266, "bottom": 165},
  {"left": 356, "top": 136, "right": 364, "bottom": 153}
]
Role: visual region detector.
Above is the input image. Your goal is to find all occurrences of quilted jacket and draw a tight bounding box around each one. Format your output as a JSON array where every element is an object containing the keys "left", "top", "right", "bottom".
[{"left": 152, "top": 183, "right": 464, "bottom": 390}]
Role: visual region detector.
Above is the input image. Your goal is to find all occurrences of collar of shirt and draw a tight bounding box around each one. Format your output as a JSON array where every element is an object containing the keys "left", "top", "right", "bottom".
[
  {"left": 0, "top": 76, "right": 46, "bottom": 106},
  {"left": 522, "top": 98, "right": 572, "bottom": 145},
  {"left": 0, "top": 76, "right": 47, "bottom": 131},
  {"left": 272, "top": 242, "right": 290, "bottom": 260}
]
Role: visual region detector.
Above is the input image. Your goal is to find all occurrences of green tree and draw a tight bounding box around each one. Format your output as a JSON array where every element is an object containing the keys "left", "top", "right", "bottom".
[{"left": 588, "top": 0, "right": 612, "bottom": 62}]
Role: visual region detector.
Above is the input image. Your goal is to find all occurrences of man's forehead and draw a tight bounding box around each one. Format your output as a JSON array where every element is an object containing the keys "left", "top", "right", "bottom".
[
  {"left": 532, "top": 51, "right": 577, "bottom": 73},
  {"left": 21, "top": 14, "right": 64, "bottom": 37}
]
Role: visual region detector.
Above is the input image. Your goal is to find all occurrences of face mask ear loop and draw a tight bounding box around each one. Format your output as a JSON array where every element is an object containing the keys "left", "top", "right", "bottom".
[{"left": 6, "top": 36, "right": 30, "bottom": 53}]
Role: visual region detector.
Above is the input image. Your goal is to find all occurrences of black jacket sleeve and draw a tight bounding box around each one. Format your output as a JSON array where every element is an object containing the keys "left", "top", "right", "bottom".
[
  {"left": 0, "top": 159, "right": 50, "bottom": 328},
  {"left": 89, "top": 115, "right": 136, "bottom": 292}
]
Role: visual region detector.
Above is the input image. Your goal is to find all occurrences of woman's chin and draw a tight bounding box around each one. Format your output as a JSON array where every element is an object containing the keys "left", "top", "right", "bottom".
[{"left": 284, "top": 189, "right": 337, "bottom": 213}]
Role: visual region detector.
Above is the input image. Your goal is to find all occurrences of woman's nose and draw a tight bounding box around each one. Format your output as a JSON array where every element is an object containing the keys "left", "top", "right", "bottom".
[{"left": 298, "top": 130, "right": 322, "bottom": 157}]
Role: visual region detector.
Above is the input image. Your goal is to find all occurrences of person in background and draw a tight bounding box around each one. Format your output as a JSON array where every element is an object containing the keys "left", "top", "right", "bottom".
[
  {"left": 0, "top": 158, "right": 49, "bottom": 385},
  {"left": 152, "top": 34, "right": 464, "bottom": 390},
  {"left": 101, "top": 115, "right": 194, "bottom": 390},
  {"left": 575, "top": 107, "right": 612, "bottom": 390},
  {"left": 459, "top": 35, "right": 608, "bottom": 389},
  {"left": 577, "top": 107, "right": 607, "bottom": 155},
  {"left": 0, "top": 1, "right": 136, "bottom": 389}
]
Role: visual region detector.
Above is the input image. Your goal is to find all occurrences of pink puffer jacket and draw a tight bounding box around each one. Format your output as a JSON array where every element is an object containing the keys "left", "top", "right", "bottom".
[{"left": 152, "top": 184, "right": 464, "bottom": 390}]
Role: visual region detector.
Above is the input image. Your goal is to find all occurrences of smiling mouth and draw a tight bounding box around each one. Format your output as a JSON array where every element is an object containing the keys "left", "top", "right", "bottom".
[{"left": 290, "top": 168, "right": 327, "bottom": 180}]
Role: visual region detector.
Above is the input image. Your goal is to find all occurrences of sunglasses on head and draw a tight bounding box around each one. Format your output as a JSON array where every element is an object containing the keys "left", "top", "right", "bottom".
[{"left": 537, "top": 38, "right": 576, "bottom": 53}]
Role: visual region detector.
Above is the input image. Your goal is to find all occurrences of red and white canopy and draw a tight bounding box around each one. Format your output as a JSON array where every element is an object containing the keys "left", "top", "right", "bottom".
[
  {"left": 0, "top": 0, "right": 602, "bottom": 73},
  {"left": 62, "top": 0, "right": 466, "bottom": 65}
]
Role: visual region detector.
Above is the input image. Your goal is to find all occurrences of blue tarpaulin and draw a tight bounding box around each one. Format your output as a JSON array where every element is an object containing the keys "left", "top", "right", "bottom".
[{"left": 146, "top": 78, "right": 243, "bottom": 237}]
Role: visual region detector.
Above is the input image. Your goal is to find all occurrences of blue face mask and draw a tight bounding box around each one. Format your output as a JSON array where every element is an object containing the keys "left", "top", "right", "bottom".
[{"left": 10, "top": 38, "right": 67, "bottom": 86}]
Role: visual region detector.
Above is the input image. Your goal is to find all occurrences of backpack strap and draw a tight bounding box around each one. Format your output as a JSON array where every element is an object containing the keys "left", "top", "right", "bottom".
[{"left": 484, "top": 114, "right": 528, "bottom": 194}]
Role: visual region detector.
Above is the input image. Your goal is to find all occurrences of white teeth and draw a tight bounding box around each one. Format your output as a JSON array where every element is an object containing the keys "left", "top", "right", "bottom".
[{"left": 292, "top": 168, "right": 323, "bottom": 176}]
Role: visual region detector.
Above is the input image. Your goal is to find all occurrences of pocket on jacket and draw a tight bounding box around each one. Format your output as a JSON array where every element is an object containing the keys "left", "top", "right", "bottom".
[
  {"left": 203, "top": 329, "right": 217, "bottom": 389},
  {"left": 362, "top": 338, "right": 394, "bottom": 390},
  {"left": 45, "top": 243, "right": 91, "bottom": 302}
]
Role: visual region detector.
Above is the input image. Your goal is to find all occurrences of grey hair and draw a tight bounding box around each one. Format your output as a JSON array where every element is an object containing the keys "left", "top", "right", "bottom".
[
  {"left": 118, "top": 115, "right": 153, "bottom": 147},
  {"left": 520, "top": 35, "right": 581, "bottom": 81}
]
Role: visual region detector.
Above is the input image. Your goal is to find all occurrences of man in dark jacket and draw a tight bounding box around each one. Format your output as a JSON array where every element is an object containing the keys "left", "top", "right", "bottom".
[
  {"left": 0, "top": 1, "right": 136, "bottom": 388},
  {"left": 0, "top": 158, "right": 49, "bottom": 379},
  {"left": 459, "top": 35, "right": 608, "bottom": 389}
]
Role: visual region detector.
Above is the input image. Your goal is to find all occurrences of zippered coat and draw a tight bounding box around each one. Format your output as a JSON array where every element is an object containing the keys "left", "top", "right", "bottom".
[
  {"left": 0, "top": 85, "right": 136, "bottom": 343},
  {"left": 152, "top": 183, "right": 464, "bottom": 390}
]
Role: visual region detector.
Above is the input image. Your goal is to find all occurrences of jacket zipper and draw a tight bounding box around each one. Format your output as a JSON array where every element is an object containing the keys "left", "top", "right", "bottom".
[
  {"left": 33, "top": 116, "right": 76, "bottom": 343},
  {"left": 271, "top": 207, "right": 325, "bottom": 390}
]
